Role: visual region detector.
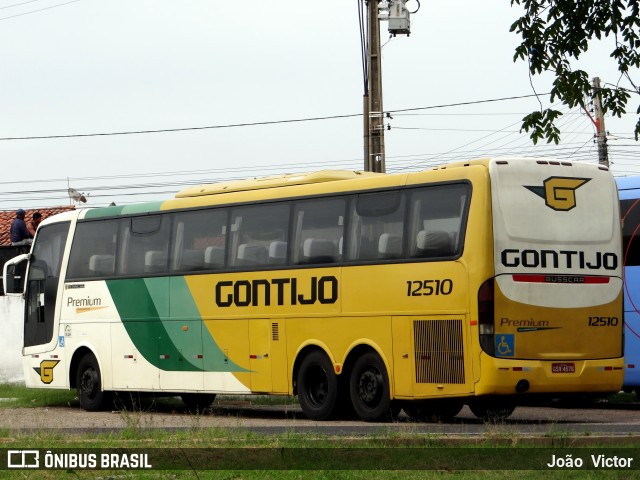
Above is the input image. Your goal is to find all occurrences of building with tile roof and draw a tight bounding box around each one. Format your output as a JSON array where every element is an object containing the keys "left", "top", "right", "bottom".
[{"left": 0, "top": 207, "right": 75, "bottom": 246}]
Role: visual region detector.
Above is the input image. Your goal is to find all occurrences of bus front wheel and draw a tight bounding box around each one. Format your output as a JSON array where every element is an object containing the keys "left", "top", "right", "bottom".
[
  {"left": 297, "top": 350, "right": 338, "bottom": 420},
  {"left": 349, "top": 352, "right": 392, "bottom": 422},
  {"left": 76, "top": 353, "right": 111, "bottom": 411}
]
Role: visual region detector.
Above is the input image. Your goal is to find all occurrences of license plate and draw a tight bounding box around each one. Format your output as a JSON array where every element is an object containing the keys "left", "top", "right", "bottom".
[{"left": 552, "top": 363, "right": 576, "bottom": 373}]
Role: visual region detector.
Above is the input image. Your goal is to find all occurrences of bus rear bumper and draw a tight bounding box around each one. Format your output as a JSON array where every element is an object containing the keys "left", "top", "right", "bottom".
[{"left": 474, "top": 355, "right": 624, "bottom": 396}]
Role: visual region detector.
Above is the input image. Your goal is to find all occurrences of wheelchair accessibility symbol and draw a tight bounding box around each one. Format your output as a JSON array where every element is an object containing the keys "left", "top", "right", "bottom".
[{"left": 495, "top": 334, "right": 515, "bottom": 357}]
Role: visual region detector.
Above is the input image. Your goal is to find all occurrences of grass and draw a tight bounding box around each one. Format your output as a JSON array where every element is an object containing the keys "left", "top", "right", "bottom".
[
  {"left": 606, "top": 391, "right": 639, "bottom": 404},
  {"left": 2, "top": 383, "right": 637, "bottom": 411},
  {"left": 1, "top": 429, "right": 639, "bottom": 480},
  {"left": 0, "top": 383, "right": 299, "bottom": 411},
  {"left": 1, "top": 384, "right": 639, "bottom": 479},
  {"left": 0, "top": 382, "right": 78, "bottom": 408}
]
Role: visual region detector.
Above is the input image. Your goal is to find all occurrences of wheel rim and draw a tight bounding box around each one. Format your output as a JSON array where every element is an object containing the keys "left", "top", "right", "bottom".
[
  {"left": 357, "top": 367, "right": 383, "bottom": 407},
  {"left": 80, "top": 368, "right": 98, "bottom": 400},
  {"left": 306, "top": 364, "right": 329, "bottom": 408}
]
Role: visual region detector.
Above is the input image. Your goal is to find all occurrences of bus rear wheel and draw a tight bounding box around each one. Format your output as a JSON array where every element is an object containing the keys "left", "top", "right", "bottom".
[
  {"left": 76, "top": 353, "right": 111, "bottom": 411},
  {"left": 297, "top": 350, "right": 338, "bottom": 421},
  {"left": 349, "top": 352, "right": 392, "bottom": 422}
]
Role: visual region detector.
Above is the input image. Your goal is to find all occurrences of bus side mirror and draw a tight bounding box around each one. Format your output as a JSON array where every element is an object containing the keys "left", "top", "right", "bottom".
[{"left": 3, "top": 253, "right": 30, "bottom": 295}]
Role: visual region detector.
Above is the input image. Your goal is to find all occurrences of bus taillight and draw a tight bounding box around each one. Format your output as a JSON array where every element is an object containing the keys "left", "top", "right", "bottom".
[{"left": 478, "top": 278, "right": 495, "bottom": 356}]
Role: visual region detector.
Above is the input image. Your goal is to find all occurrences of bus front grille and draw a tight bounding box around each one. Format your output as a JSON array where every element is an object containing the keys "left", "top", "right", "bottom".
[{"left": 413, "top": 319, "right": 465, "bottom": 384}]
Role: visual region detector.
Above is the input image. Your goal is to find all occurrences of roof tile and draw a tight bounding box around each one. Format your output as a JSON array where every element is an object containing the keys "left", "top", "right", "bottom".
[{"left": 0, "top": 207, "right": 76, "bottom": 246}]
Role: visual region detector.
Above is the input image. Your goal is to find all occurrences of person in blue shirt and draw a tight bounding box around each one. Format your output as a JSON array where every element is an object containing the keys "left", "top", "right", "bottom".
[{"left": 10, "top": 209, "right": 32, "bottom": 246}]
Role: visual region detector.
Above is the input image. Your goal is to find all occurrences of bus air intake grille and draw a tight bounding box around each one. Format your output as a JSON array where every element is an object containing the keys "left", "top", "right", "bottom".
[
  {"left": 271, "top": 323, "right": 280, "bottom": 341},
  {"left": 413, "top": 319, "right": 465, "bottom": 384}
]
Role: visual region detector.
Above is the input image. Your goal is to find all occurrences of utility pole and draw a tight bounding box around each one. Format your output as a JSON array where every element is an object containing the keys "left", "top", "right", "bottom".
[
  {"left": 362, "top": 1, "right": 413, "bottom": 173},
  {"left": 592, "top": 77, "right": 609, "bottom": 167},
  {"left": 365, "top": 0, "right": 386, "bottom": 173}
]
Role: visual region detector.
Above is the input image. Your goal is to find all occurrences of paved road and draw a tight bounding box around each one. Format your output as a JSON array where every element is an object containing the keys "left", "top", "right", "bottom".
[{"left": 3, "top": 400, "right": 640, "bottom": 438}]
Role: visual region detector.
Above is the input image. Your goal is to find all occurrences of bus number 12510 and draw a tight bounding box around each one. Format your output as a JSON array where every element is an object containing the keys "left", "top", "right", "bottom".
[
  {"left": 588, "top": 316, "right": 619, "bottom": 327},
  {"left": 406, "top": 279, "right": 453, "bottom": 297}
]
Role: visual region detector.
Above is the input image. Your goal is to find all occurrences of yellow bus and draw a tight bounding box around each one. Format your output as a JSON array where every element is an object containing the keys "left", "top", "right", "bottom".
[{"left": 4, "top": 158, "right": 624, "bottom": 421}]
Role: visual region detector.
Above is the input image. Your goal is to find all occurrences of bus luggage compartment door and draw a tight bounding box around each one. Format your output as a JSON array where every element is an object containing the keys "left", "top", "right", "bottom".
[{"left": 394, "top": 315, "right": 473, "bottom": 399}]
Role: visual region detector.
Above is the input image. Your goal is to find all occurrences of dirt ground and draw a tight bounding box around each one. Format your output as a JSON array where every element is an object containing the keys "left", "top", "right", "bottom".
[{"left": 2, "top": 402, "right": 640, "bottom": 436}]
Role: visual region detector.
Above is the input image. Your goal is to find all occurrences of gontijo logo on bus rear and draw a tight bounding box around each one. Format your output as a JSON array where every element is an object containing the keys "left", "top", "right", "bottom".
[{"left": 525, "top": 176, "right": 590, "bottom": 211}]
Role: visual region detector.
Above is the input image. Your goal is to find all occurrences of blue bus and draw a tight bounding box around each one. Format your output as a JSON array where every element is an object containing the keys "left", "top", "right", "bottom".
[{"left": 617, "top": 176, "right": 640, "bottom": 398}]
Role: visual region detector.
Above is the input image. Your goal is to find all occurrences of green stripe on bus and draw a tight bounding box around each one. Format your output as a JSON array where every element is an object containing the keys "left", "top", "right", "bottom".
[
  {"left": 106, "top": 277, "right": 246, "bottom": 372},
  {"left": 84, "top": 201, "right": 165, "bottom": 219},
  {"left": 165, "top": 276, "right": 247, "bottom": 372}
]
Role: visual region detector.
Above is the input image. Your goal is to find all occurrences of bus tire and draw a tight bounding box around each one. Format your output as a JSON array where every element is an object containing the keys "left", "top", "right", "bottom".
[
  {"left": 333, "top": 373, "right": 357, "bottom": 419},
  {"left": 181, "top": 393, "right": 216, "bottom": 413},
  {"left": 349, "top": 351, "right": 392, "bottom": 422},
  {"left": 297, "top": 350, "right": 338, "bottom": 421},
  {"left": 76, "top": 353, "right": 111, "bottom": 412}
]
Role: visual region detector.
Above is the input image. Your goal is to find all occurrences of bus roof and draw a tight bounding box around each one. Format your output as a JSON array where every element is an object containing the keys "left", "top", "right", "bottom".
[
  {"left": 175, "top": 170, "right": 382, "bottom": 198},
  {"left": 437, "top": 157, "right": 611, "bottom": 172}
]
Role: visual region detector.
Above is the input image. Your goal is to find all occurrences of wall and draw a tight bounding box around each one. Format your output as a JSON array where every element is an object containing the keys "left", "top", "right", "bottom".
[{"left": 0, "top": 295, "right": 24, "bottom": 383}]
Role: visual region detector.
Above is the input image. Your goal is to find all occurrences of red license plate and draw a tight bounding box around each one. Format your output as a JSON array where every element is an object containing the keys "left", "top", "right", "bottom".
[{"left": 552, "top": 363, "right": 576, "bottom": 373}]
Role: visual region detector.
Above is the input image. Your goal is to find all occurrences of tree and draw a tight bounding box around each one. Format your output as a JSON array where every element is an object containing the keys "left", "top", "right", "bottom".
[{"left": 510, "top": 0, "right": 639, "bottom": 144}]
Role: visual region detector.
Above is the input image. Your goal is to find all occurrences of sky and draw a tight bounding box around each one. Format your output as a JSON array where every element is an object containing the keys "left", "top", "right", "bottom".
[{"left": 0, "top": 0, "right": 638, "bottom": 210}]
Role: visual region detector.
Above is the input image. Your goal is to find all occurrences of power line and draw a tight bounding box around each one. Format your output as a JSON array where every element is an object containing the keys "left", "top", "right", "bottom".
[
  {"left": 0, "top": 0, "right": 82, "bottom": 21},
  {"left": 0, "top": 0, "right": 48, "bottom": 11},
  {"left": 0, "top": 94, "right": 551, "bottom": 142},
  {"left": 1, "top": 99, "right": 635, "bottom": 210},
  {"left": 385, "top": 94, "right": 551, "bottom": 115}
]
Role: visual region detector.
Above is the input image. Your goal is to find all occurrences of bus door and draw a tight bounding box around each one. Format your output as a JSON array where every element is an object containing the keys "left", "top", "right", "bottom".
[{"left": 23, "top": 222, "right": 70, "bottom": 388}]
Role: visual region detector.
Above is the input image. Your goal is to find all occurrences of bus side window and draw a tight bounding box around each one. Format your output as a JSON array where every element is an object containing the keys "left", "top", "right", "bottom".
[
  {"left": 67, "top": 219, "right": 120, "bottom": 280},
  {"left": 347, "top": 191, "right": 405, "bottom": 262},
  {"left": 230, "top": 204, "right": 290, "bottom": 268},
  {"left": 409, "top": 184, "right": 470, "bottom": 259},
  {"left": 171, "top": 209, "right": 228, "bottom": 273},
  {"left": 122, "top": 215, "right": 170, "bottom": 276},
  {"left": 292, "top": 198, "right": 345, "bottom": 265}
]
